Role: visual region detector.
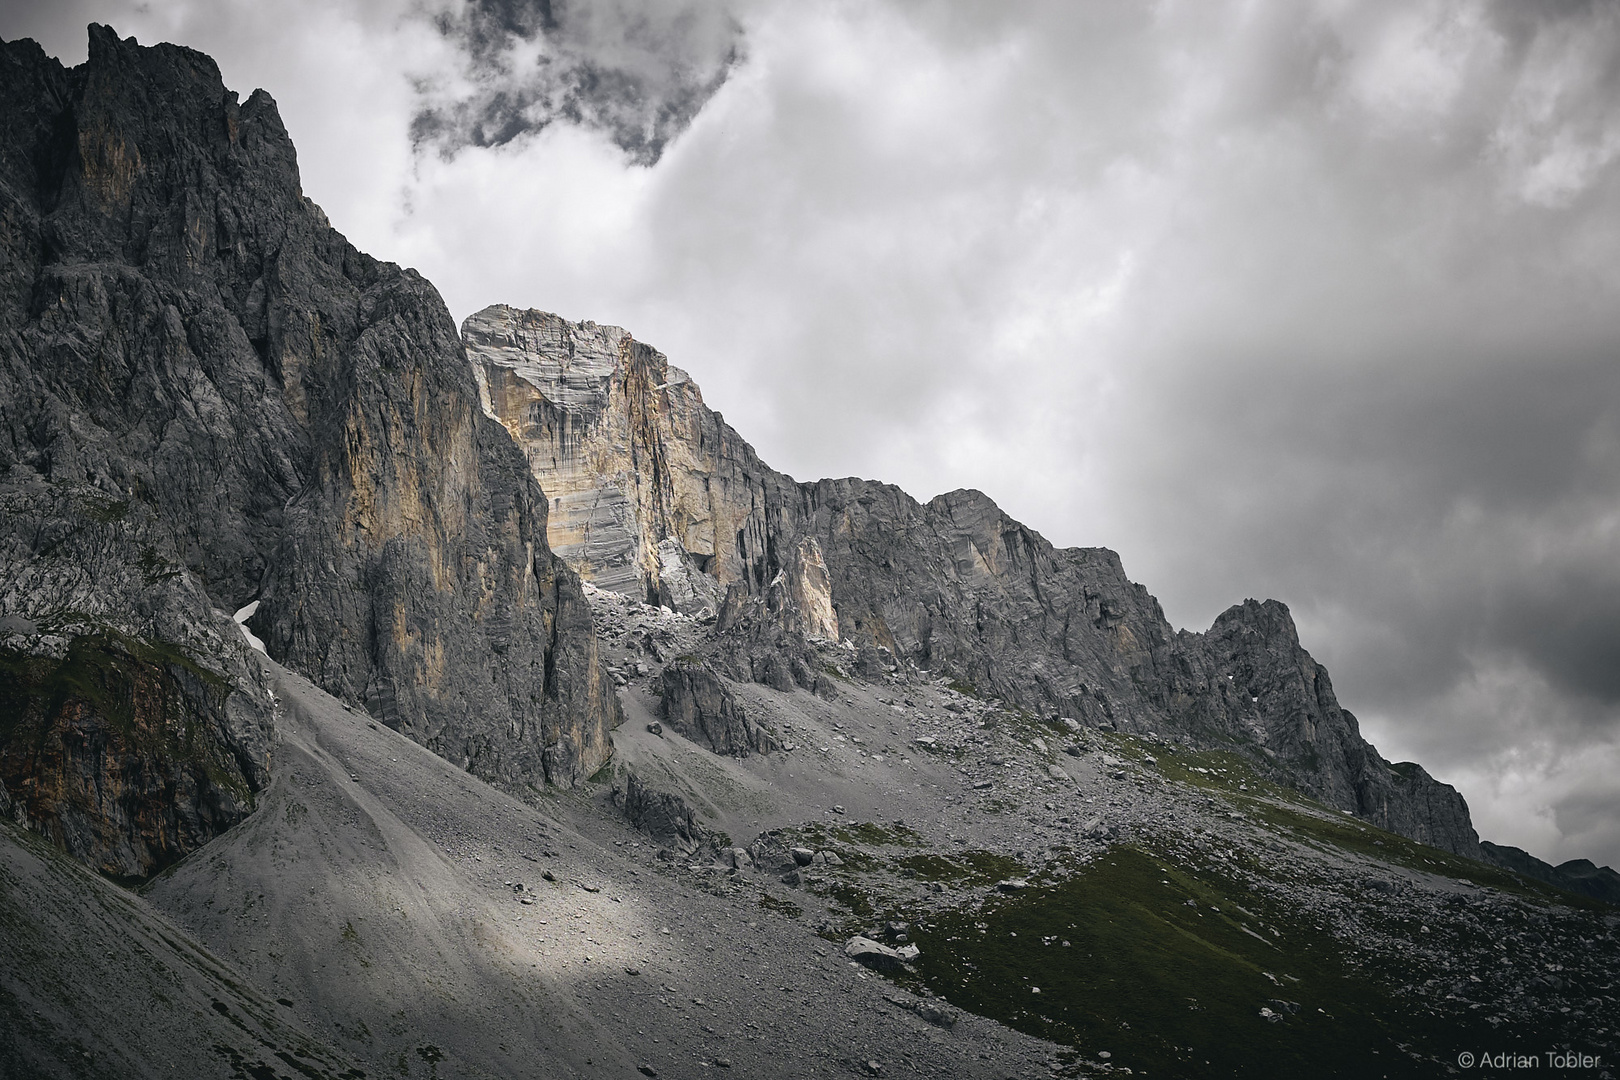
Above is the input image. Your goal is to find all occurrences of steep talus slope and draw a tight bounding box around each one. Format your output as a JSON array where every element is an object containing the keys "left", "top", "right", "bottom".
[
  {"left": 0, "top": 817, "right": 368, "bottom": 1079},
  {"left": 0, "top": 27, "right": 617, "bottom": 875},
  {"left": 142, "top": 658, "right": 1058, "bottom": 1080},
  {"left": 466, "top": 305, "right": 1480, "bottom": 856}
]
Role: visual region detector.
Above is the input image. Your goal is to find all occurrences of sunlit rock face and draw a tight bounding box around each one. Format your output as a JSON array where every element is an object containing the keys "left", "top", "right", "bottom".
[
  {"left": 466, "top": 305, "right": 1484, "bottom": 858},
  {"left": 465, "top": 304, "right": 802, "bottom": 619}
]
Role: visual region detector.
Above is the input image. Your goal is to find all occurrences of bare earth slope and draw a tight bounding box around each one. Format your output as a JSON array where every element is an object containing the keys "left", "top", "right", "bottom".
[
  {"left": 142, "top": 656, "right": 1059, "bottom": 1080},
  {"left": 0, "top": 816, "right": 367, "bottom": 1080}
]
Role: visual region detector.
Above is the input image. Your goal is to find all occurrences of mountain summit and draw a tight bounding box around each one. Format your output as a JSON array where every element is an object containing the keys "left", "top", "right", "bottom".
[{"left": 0, "top": 26, "right": 617, "bottom": 881}]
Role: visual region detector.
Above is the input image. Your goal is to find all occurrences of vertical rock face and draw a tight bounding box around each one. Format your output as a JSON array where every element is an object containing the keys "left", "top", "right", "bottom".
[
  {"left": 0, "top": 468, "right": 274, "bottom": 879},
  {"left": 658, "top": 657, "right": 778, "bottom": 756},
  {"left": 1193, "top": 601, "right": 1479, "bottom": 854},
  {"left": 464, "top": 304, "right": 807, "bottom": 619},
  {"left": 0, "top": 27, "right": 618, "bottom": 874},
  {"left": 468, "top": 306, "right": 1482, "bottom": 856},
  {"left": 0, "top": 631, "right": 264, "bottom": 880}
]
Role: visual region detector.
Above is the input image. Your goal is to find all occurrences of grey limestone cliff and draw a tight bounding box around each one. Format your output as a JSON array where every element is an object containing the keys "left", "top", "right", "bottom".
[
  {"left": 466, "top": 303, "right": 1484, "bottom": 857},
  {"left": 0, "top": 27, "right": 618, "bottom": 874},
  {"left": 465, "top": 304, "right": 807, "bottom": 614}
]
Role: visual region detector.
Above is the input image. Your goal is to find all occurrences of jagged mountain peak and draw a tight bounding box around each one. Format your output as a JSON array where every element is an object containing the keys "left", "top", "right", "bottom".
[{"left": 1, "top": 27, "right": 619, "bottom": 880}]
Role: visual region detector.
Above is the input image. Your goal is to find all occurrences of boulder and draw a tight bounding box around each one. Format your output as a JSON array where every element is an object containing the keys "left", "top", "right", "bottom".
[{"left": 845, "top": 936, "right": 909, "bottom": 970}]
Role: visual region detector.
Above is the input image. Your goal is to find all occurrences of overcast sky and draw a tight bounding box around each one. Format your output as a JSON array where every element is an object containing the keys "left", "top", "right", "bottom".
[{"left": 8, "top": 0, "right": 1620, "bottom": 870}]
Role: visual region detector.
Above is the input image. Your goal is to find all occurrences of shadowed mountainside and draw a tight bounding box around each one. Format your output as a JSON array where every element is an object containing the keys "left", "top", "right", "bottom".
[{"left": 0, "top": 27, "right": 617, "bottom": 876}]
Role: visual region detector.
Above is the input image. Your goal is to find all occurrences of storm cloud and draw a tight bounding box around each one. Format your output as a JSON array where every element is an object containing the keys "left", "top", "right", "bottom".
[
  {"left": 411, "top": 0, "right": 743, "bottom": 164},
  {"left": 5, "top": 0, "right": 1619, "bottom": 868}
]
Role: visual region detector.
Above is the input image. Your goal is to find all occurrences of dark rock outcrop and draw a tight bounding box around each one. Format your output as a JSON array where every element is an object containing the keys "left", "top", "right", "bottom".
[
  {"left": 612, "top": 771, "right": 711, "bottom": 853},
  {"left": 0, "top": 476, "right": 273, "bottom": 878},
  {"left": 0, "top": 631, "right": 262, "bottom": 880},
  {"left": 658, "top": 657, "right": 778, "bottom": 755},
  {"left": 468, "top": 306, "right": 1483, "bottom": 856},
  {"left": 0, "top": 27, "right": 618, "bottom": 872},
  {"left": 1189, "top": 600, "right": 1481, "bottom": 855},
  {"left": 1481, "top": 842, "right": 1620, "bottom": 905}
]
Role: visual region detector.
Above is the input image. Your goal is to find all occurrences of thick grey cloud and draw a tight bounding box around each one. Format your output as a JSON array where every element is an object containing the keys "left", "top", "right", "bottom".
[
  {"left": 411, "top": 0, "right": 743, "bottom": 164},
  {"left": 5, "top": 0, "right": 1619, "bottom": 869}
]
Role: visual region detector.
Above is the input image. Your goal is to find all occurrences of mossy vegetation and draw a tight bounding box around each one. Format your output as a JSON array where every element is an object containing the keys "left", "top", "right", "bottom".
[
  {"left": 758, "top": 892, "right": 803, "bottom": 919},
  {"left": 76, "top": 495, "right": 129, "bottom": 524},
  {"left": 1243, "top": 798, "right": 1601, "bottom": 908},
  {"left": 893, "top": 849, "right": 1025, "bottom": 885},
  {"left": 0, "top": 630, "right": 257, "bottom": 834},
  {"left": 822, "top": 881, "right": 875, "bottom": 920},
  {"left": 0, "top": 631, "right": 233, "bottom": 753},
  {"left": 890, "top": 845, "right": 1513, "bottom": 1078},
  {"left": 1137, "top": 739, "right": 1594, "bottom": 906},
  {"left": 831, "top": 820, "right": 926, "bottom": 848},
  {"left": 791, "top": 819, "right": 924, "bottom": 857},
  {"left": 1, "top": 630, "right": 231, "bottom": 735}
]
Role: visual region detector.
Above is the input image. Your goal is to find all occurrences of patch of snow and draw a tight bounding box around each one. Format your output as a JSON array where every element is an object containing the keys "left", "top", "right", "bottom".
[{"left": 233, "top": 601, "right": 267, "bottom": 655}]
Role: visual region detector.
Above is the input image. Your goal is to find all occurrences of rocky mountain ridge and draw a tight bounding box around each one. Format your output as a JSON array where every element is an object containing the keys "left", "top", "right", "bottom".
[
  {"left": 0, "top": 27, "right": 617, "bottom": 876},
  {"left": 465, "top": 304, "right": 1483, "bottom": 859},
  {"left": 1482, "top": 841, "right": 1620, "bottom": 905}
]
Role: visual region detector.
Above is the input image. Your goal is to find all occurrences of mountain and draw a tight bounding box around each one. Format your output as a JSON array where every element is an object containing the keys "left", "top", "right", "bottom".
[
  {"left": 1481, "top": 841, "right": 1620, "bottom": 905},
  {"left": 464, "top": 305, "right": 1480, "bottom": 857},
  {"left": 0, "top": 26, "right": 618, "bottom": 878},
  {"left": 4, "top": 25, "right": 1619, "bottom": 1080}
]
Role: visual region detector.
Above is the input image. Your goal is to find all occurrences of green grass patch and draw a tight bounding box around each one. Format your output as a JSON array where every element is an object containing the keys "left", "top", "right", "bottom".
[
  {"left": 898, "top": 845, "right": 1504, "bottom": 1078},
  {"left": 1138, "top": 740, "right": 1601, "bottom": 908},
  {"left": 821, "top": 881, "right": 874, "bottom": 920},
  {"left": 820, "top": 662, "right": 853, "bottom": 684},
  {"left": 1244, "top": 799, "right": 1604, "bottom": 909},
  {"left": 894, "top": 850, "right": 1024, "bottom": 885},
  {"left": 758, "top": 893, "right": 803, "bottom": 919},
  {"left": 830, "top": 821, "right": 926, "bottom": 847}
]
